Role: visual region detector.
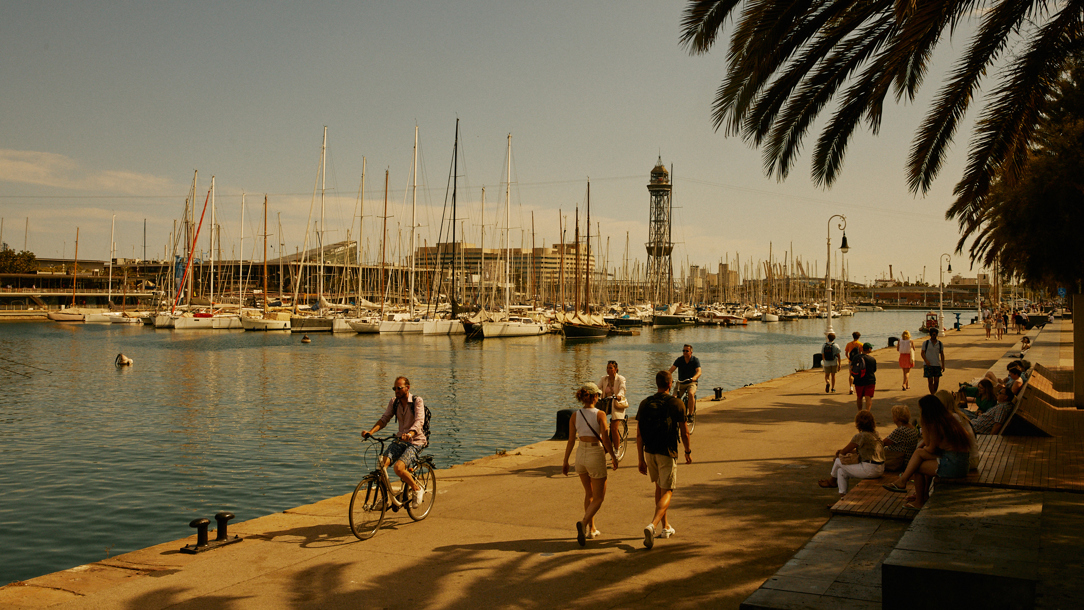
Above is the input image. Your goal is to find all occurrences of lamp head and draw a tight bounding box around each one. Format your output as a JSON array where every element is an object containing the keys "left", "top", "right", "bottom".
[
  {"left": 948, "top": 262, "right": 952, "bottom": 272},
  {"left": 839, "top": 233, "right": 850, "bottom": 254}
]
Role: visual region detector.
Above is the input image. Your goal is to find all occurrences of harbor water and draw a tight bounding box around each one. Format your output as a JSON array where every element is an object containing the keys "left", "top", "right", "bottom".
[{"left": 0, "top": 309, "right": 972, "bottom": 584}]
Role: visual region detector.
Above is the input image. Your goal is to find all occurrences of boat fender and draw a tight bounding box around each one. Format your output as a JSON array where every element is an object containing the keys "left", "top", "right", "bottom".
[{"left": 115, "top": 353, "right": 133, "bottom": 366}]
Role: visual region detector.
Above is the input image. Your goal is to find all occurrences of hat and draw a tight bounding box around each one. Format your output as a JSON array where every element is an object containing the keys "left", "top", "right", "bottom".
[
  {"left": 579, "top": 382, "right": 602, "bottom": 396},
  {"left": 862, "top": 342, "right": 873, "bottom": 351}
]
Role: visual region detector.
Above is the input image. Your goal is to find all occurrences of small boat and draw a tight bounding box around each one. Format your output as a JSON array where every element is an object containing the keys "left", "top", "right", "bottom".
[
  {"left": 47, "top": 309, "right": 84, "bottom": 322},
  {"left": 561, "top": 312, "right": 610, "bottom": 338},
  {"left": 918, "top": 311, "right": 940, "bottom": 334}
]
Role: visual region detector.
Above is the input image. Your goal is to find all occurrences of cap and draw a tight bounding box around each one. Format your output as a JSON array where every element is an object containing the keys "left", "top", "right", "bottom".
[
  {"left": 579, "top": 382, "right": 602, "bottom": 395},
  {"left": 863, "top": 342, "right": 873, "bottom": 351}
]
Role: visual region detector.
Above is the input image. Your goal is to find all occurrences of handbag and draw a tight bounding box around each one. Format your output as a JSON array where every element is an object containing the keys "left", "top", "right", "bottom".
[{"left": 839, "top": 452, "right": 860, "bottom": 465}]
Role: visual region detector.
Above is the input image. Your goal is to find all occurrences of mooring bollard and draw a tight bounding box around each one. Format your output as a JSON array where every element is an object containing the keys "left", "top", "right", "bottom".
[
  {"left": 813, "top": 353, "right": 823, "bottom": 369},
  {"left": 190, "top": 518, "right": 210, "bottom": 548},
  {"left": 888, "top": 336, "right": 898, "bottom": 347},
  {"left": 215, "top": 512, "right": 235, "bottom": 542},
  {"left": 551, "top": 408, "right": 575, "bottom": 440},
  {"left": 713, "top": 386, "right": 723, "bottom": 400}
]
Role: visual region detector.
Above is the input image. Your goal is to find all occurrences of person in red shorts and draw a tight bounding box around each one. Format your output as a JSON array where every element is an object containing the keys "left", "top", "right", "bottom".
[{"left": 851, "top": 343, "right": 877, "bottom": 410}]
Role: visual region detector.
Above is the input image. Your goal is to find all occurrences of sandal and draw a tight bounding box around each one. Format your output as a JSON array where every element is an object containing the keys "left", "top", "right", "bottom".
[
  {"left": 882, "top": 481, "right": 907, "bottom": 493},
  {"left": 818, "top": 478, "right": 837, "bottom": 488},
  {"left": 903, "top": 503, "right": 921, "bottom": 510}
]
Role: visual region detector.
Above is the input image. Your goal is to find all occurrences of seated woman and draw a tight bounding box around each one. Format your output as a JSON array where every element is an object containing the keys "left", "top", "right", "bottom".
[
  {"left": 818, "top": 410, "right": 885, "bottom": 500},
  {"left": 938, "top": 390, "right": 979, "bottom": 471},
  {"left": 882, "top": 394, "right": 972, "bottom": 510},
  {"left": 959, "top": 378, "right": 996, "bottom": 418},
  {"left": 882, "top": 405, "right": 921, "bottom": 471},
  {"left": 1006, "top": 366, "right": 1024, "bottom": 397},
  {"left": 1020, "top": 336, "right": 1031, "bottom": 352}
]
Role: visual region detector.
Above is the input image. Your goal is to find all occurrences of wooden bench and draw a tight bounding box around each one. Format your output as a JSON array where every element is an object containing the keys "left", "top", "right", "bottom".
[
  {"left": 1003, "top": 366, "right": 1084, "bottom": 437},
  {"left": 829, "top": 474, "right": 916, "bottom": 521},
  {"left": 938, "top": 434, "right": 1084, "bottom": 493}
]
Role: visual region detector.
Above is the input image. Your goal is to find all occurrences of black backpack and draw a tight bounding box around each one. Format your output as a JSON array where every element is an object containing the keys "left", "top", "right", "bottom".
[
  {"left": 850, "top": 353, "right": 867, "bottom": 378},
  {"left": 395, "top": 395, "right": 432, "bottom": 448},
  {"left": 822, "top": 343, "right": 836, "bottom": 362}
]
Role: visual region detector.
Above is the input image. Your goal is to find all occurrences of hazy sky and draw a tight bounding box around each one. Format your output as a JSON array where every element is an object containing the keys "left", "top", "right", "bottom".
[{"left": 1, "top": 2, "right": 988, "bottom": 285}]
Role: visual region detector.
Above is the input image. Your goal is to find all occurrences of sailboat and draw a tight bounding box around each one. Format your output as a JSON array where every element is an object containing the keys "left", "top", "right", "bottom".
[
  {"left": 480, "top": 134, "right": 547, "bottom": 338},
  {"left": 423, "top": 119, "right": 465, "bottom": 335},
  {"left": 243, "top": 196, "right": 291, "bottom": 330},
  {"left": 48, "top": 227, "right": 86, "bottom": 321},
  {"left": 291, "top": 127, "right": 336, "bottom": 332},
  {"left": 379, "top": 126, "right": 425, "bottom": 334},
  {"left": 561, "top": 181, "right": 609, "bottom": 338},
  {"left": 346, "top": 157, "right": 382, "bottom": 334}
]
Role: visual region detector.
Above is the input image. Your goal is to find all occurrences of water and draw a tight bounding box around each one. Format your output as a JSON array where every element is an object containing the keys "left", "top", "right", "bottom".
[{"left": 0, "top": 309, "right": 971, "bottom": 583}]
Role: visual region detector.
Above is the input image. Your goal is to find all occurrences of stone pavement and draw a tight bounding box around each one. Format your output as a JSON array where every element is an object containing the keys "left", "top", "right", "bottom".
[{"left": 0, "top": 319, "right": 1032, "bottom": 609}]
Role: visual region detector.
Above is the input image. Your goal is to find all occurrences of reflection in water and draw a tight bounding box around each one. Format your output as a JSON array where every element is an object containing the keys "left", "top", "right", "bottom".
[{"left": 0, "top": 310, "right": 964, "bottom": 583}]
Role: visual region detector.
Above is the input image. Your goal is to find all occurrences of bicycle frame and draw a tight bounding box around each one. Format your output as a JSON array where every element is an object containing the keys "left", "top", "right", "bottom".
[{"left": 363, "top": 435, "right": 429, "bottom": 507}]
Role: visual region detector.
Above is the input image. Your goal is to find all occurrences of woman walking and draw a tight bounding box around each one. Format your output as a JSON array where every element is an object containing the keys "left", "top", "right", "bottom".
[
  {"left": 562, "top": 382, "right": 618, "bottom": 546},
  {"left": 897, "top": 330, "right": 914, "bottom": 390}
]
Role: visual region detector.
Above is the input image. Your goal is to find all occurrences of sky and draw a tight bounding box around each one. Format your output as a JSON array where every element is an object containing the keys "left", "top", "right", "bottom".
[{"left": 1, "top": 2, "right": 993, "bottom": 286}]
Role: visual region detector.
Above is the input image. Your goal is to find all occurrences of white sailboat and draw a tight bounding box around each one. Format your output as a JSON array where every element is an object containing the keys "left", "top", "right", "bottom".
[
  {"left": 481, "top": 134, "right": 547, "bottom": 338},
  {"left": 243, "top": 196, "right": 291, "bottom": 330},
  {"left": 380, "top": 126, "right": 425, "bottom": 334}
]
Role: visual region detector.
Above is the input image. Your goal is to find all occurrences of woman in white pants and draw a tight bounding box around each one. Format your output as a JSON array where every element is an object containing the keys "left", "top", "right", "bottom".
[{"left": 819, "top": 410, "right": 885, "bottom": 498}]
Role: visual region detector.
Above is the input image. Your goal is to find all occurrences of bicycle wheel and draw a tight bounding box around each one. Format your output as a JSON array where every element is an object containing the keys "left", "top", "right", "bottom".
[
  {"left": 406, "top": 460, "right": 436, "bottom": 521},
  {"left": 685, "top": 399, "right": 696, "bottom": 434},
  {"left": 614, "top": 419, "right": 628, "bottom": 461},
  {"left": 349, "top": 474, "right": 387, "bottom": 540}
]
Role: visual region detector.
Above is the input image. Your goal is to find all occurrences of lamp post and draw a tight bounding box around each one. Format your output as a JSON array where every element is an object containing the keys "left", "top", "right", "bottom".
[
  {"left": 825, "top": 215, "right": 850, "bottom": 336},
  {"left": 939, "top": 253, "right": 952, "bottom": 331}
]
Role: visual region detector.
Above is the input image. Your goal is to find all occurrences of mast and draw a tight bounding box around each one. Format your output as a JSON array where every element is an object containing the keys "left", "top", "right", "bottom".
[
  {"left": 558, "top": 210, "right": 564, "bottom": 310},
  {"left": 574, "top": 206, "right": 580, "bottom": 313},
  {"left": 380, "top": 169, "right": 389, "bottom": 317},
  {"left": 357, "top": 157, "right": 366, "bottom": 308},
  {"left": 239, "top": 192, "right": 245, "bottom": 311},
  {"left": 263, "top": 196, "right": 269, "bottom": 315},
  {"left": 210, "top": 176, "right": 215, "bottom": 305},
  {"left": 108, "top": 214, "right": 115, "bottom": 308},
  {"left": 503, "top": 133, "right": 511, "bottom": 313},
  {"left": 585, "top": 181, "right": 590, "bottom": 314},
  {"left": 71, "top": 227, "right": 79, "bottom": 308},
  {"left": 410, "top": 125, "right": 417, "bottom": 319},
  {"left": 451, "top": 119, "right": 459, "bottom": 317},
  {"left": 319, "top": 126, "right": 326, "bottom": 305},
  {"left": 480, "top": 188, "right": 486, "bottom": 309}
]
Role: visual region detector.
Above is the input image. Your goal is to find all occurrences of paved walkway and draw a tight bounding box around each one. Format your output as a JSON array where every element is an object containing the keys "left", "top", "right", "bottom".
[{"left": 0, "top": 320, "right": 1039, "bottom": 609}]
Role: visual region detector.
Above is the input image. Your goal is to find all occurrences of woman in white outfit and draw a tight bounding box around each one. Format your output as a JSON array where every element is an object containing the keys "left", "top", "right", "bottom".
[
  {"left": 819, "top": 410, "right": 885, "bottom": 499},
  {"left": 562, "top": 382, "right": 618, "bottom": 546},
  {"left": 599, "top": 360, "right": 629, "bottom": 455}
]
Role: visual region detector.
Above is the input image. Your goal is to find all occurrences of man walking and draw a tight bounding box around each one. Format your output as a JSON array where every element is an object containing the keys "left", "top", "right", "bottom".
[
  {"left": 844, "top": 332, "right": 862, "bottom": 394},
  {"left": 637, "top": 370, "right": 692, "bottom": 549},
  {"left": 921, "top": 328, "right": 946, "bottom": 394},
  {"left": 821, "top": 333, "right": 842, "bottom": 393}
]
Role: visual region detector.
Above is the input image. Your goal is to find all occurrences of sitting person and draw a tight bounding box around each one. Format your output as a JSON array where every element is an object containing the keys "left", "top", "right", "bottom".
[
  {"left": 882, "top": 405, "right": 921, "bottom": 472},
  {"left": 1020, "top": 336, "right": 1031, "bottom": 353},
  {"left": 959, "top": 378, "right": 997, "bottom": 418},
  {"left": 1006, "top": 366, "right": 1024, "bottom": 397},
  {"left": 972, "top": 385, "right": 1015, "bottom": 435},
  {"left": 882, "top": 394, "right": 972, "bottom": 510},
  {"left": 818, "top": 410, "right": 885, "bottom": 499},
  {"left": 939, "top": 390, "right": 979, "bottom": 472}
]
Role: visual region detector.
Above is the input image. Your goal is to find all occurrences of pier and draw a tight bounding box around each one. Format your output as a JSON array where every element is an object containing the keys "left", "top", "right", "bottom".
[{"left": 1, "top": 320, "right": 1075, "bottom": 608}]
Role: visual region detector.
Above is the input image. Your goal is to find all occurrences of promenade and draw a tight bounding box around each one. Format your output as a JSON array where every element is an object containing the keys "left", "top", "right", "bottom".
[{"left": 1, "top": 320, "right": 1050, "bottom": 609}]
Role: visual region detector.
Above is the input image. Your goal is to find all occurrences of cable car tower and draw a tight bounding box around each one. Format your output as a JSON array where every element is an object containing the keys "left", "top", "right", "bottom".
[{"left": 645, "top": 157, "right": 673, "bottom": 304}]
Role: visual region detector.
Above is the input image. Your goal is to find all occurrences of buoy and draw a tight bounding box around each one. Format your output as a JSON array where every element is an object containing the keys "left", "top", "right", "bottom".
[
  {"left": 115, "top": 353, "right": 133, "bottom": 366},
  {"left": 301, "top": 335, "right": 311, "bottom": 344}
]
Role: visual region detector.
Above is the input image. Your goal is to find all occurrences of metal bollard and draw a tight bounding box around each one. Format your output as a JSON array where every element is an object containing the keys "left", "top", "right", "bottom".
[
  {"left": 215, "top": 512, "right": 235, "bottom": 542},
  {"left": 190, "top": 518, "right": 210, "bottom": 548},
  {"left": 551, "top": 408, "right": 575, "bottom": 440},
  {"left": 713, "top": 386, "right": 723, "bottom": 400},
  {"left": 813, "top": 353, "right": 823, "bottom": 368},
  {"left": 888, "top": 336, "right": 898, "bottom": 347}
]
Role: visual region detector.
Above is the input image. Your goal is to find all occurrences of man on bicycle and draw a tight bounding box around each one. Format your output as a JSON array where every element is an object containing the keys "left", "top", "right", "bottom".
[
  {"left": 362, "top": 376, "right": 427, "bottom": 508},
  {"left": 668, "top": 344, "right": 702, "bottom": 427}
]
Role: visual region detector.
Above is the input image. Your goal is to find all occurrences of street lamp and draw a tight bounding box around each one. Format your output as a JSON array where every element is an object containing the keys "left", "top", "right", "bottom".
[
  {"left": 825, "top": 214, "right": 850, "bottom": 336},
  {"left": 939, "top": 253, "right": 952, "bottom": 331}
]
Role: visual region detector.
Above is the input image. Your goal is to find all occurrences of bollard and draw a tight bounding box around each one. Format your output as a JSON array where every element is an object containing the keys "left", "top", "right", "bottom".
[
  {"left": 215, "top": 512, "right": 235, "bottom": 542},
  {"left": 888, "top": 336, "right": 898, "bottom": 347},
  {"left": 713, "top": 386, "right": 723, "bottom": 400},
  {"left": 190, "top": 518, "right": 210, "bottom": 548},
  {"left": 551, "top": 409, "right": 575, "bottom": 440},
  {"left": 812, "top": 353, "right": 823, "bottom": 369}
]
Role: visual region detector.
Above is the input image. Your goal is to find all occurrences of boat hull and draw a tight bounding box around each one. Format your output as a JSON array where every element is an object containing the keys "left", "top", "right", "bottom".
[
  {"left": 379, "top": 320, "right": 426, "bottom": 334},
  {"left": 47, "top": 311, "right": 84, "bottom": 322},
  {"left": 291, "top": 316, "right": 333, "bottom": 332},
  {"left": 562, "top": 322, "right": 610, "bottom": 338},
  {"left": 241, "top": 317, "right": 291, "bottom": 331},
  {"left": 480, "top": 320, "right": 547, "bottom": 337},
  {"left": 422, "top": 319, "right": 465, "bottom": 335},
  {"left": 652, "top": 314, "right": 696, "bottom": 327}
]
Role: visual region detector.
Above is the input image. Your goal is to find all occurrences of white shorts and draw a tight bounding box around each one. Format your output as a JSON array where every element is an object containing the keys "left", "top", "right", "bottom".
[{"left": 575, "top": 443, "right": 607, "bottom": 479}]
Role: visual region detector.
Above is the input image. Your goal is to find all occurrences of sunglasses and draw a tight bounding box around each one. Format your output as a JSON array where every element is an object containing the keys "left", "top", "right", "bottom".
[{"left": 393, "top": 385, "right": 408, "bottom": 390}]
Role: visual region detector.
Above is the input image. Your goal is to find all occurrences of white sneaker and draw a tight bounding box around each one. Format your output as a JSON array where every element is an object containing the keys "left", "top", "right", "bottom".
[
  {"left": 659, "top": 525, "right": 676, "bottom": 539},
  {"left": 412, "top": 486, "right": 426, "bottom": 508},
  {"left": 643, "top": 523, "right": 655, "bottom": 549},
  {"left": 588, "top": 529, "right": 601, "bottom": 539}
]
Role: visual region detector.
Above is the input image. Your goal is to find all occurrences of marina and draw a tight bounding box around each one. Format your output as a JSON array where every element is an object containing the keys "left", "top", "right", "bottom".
[{"left": 0, "top": 309, "right": 963, "bottom": 585}]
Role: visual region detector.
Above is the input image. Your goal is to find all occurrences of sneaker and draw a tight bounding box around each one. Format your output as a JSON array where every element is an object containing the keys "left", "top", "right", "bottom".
[
  {"left": 659, "top": 525, "right": 676, "bottom": 539},
  {"left": 411, "top": 486, "right": 426, "bottom": 508},
  {"left": 825, "top": 382, "right": 830, "bottom": 393},
  {"left": 588, "top": 529, "right": 601, "bottom": 539},
  {"left": 643, "top": 523, "right": 655, "bottom": 549},
  {"left": 576, "top": 521, "right": 586, "bottom": 547}
]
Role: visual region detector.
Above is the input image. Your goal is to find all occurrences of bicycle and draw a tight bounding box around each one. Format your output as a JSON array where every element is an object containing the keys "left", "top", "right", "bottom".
[
  {"left": 675, "top": 379, "right": 696, "bottom": 434},
  {"left": 349, "top": 434, "right": 436, "bottom": 540},
  {"left": 598, "top": 397, "right": 629, "bottom": 461}
]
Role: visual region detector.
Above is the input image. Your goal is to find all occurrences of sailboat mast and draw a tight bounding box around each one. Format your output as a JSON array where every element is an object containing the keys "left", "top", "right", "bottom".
[
  {"left": 380, "top": 169, "right": 388, "bottom": 317},
  {"left": 357, "top": 158, "right": 365, "bottom": 307},
  {"left": 210, "top": 175, "right": 215, "bottom": 305},
  {"left": 451, "top": 119, "right": 459, "bottom": 316},
  {"left": 410, "top": 125, "right": 417, "bottom": 318},
  {"left": 263, "top": 196, "right": 269, "bottom": 314},
  {"left": 108, "top": 214, "right": 115, "bottom": 308},
  {"left": 574, "top": 206, "right": 580, "bottom": 313},
  {"left": 319, "top": 126, "right": 326, "bottom": 304},
  {"left": 239, "top": 193, "right": 245, "bottom": 310},
  {"left": 504, "top": 133, "right": 511, "bottom": 311},
  {"left": 585, "top": 182, "right": 590, "bottom": 314},
  {"left": 71, "top": 227, "right": 79, "bottom": 308}
]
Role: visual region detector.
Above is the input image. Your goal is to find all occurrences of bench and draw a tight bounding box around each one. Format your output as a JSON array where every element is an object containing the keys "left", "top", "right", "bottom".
[{"left": 830, "top": 474, "right": 916, "bottom": 521}]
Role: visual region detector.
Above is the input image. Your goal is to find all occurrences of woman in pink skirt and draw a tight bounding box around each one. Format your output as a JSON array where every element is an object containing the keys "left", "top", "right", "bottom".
[{"left": 897, "top": 330, "right": 914, "bottom": 390}]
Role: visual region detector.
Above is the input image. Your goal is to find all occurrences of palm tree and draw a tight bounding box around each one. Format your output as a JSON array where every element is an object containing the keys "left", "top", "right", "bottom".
[{"left": 680, "top": 0, "right": 1084, "bottom": 215}]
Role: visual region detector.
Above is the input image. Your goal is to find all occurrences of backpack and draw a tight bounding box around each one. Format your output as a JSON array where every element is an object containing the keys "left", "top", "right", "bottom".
[
  {"left": 850, "top": 353, "right": 867, "bottom": 378},
  {"left": 395, "top": 395, "right": 432, "bottom": 448},
  {"left": 822, "top": 343, "right": 837, "bottom": 363}
]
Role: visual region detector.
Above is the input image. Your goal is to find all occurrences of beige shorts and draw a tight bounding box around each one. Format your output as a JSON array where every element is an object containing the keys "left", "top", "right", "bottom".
[
  {"left": 645, "top": 451, "right": 677, "bottom": 490},
  {"left": 575, "top": 442, "right": 608, "bottom": 479}
]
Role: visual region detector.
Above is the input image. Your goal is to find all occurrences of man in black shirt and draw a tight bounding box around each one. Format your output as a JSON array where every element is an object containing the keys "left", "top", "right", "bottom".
[
  {"left": 668, "top": 344, "right": 702, "bottom": 428},
  {"left": 636, "top": 370, "right": 692, "bottom": 549}
]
